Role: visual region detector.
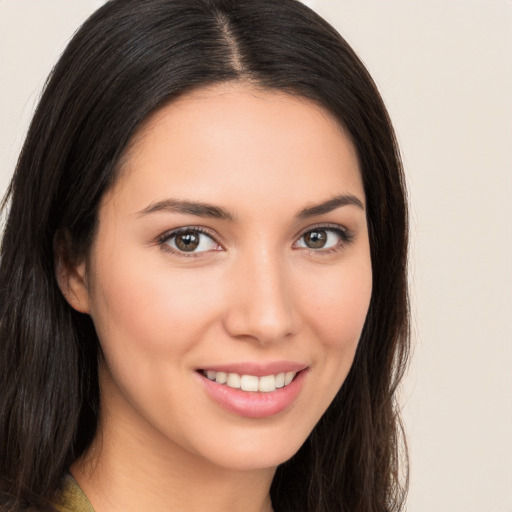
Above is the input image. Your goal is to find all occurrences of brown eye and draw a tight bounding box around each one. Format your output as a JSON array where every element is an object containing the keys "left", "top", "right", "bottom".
[
  {"left": 175, "top": 232, "right": 200, "bottom": 252},
  {"left": 163, "top": 229, "right": 219, "bottom": 254},
  {"left": 295, "top": 226, "right": 349, "bottom": 251},
  {"left": 303, "top": 230, "right": 328, "bottom": 249}
]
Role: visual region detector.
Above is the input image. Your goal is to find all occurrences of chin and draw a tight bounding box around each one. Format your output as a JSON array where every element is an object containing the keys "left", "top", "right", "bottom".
[{"left": 180, "top": 420, "right": 313, "bottom": 473}]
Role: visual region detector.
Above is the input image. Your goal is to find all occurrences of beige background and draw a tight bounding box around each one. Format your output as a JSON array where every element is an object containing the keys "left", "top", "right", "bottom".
[{"left": 1, "top": 1, "right": 511, "bottom": 510}]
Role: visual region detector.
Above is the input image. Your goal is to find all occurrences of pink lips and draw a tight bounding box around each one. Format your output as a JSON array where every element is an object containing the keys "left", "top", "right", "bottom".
[
  {"left": 200, "top": 361, "right": 306, "bottom": 376},
  {"left": 196, "top": 362, "right": 308, "bottom": 418}
]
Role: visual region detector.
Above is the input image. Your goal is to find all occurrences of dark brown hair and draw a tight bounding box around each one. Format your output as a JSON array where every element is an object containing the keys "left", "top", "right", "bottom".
[{"left": 0, "top": 1, "right": 409, "bottom": 510}]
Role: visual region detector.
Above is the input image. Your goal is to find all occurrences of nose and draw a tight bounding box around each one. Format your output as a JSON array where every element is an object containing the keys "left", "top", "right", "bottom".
[{"left": 222, "top": 250, "right": 299, "bottom": 345}]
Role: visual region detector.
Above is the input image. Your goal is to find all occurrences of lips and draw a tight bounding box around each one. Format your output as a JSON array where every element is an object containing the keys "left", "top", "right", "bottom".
[{"left": 196, "top": 363, "right": 308, "bottom": 418}]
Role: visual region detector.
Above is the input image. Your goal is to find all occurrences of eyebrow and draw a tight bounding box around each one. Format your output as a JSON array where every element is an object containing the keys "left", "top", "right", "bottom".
[
  {"left": 136, "top": 194, "right": 364, "bottom": 221},
  {"left": 136, "top": 199, "right": 235, "bottom": 220},
  {"left": 297, "top": 194, "right": 365, "bottom": 218}
]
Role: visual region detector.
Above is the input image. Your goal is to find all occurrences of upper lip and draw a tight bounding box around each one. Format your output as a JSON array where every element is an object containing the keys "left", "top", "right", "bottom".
[{"left": 197, "top": 361, "right": 308, "bottom": 376}]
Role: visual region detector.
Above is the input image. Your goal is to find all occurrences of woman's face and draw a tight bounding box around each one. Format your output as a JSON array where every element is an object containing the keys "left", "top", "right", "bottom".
[{"left": 68, "top": 83, "right": 372, "bottom": 472}]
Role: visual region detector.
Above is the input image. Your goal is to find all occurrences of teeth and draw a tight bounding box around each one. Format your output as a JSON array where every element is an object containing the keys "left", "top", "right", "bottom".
[
  {"left": 203, "top": 370, "right": 298, "bottom": 392},
  {"left": 215, "top": 371, "right": 227, "bottom": 384},
  {"left": 226, "top": 373, "right": 241, "bottom": 389},
  {"left": 240, "top": 375, "right": 259, "bottom": 392},
  {"left": 258, "top": 375, "right": 276, "bottom": 392},
  {"left": 284, "top": 371, "right": 295, "bottom": 385}
]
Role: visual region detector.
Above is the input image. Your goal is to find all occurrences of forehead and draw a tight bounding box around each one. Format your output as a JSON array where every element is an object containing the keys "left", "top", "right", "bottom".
[{"left": 108, "top": 82, "right": 364, "bottom": 215}]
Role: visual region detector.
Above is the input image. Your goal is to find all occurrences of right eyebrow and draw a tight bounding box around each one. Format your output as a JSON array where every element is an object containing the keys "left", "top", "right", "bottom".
[{"left": 135, "top": 199, "right": 236, "bottom": 221}]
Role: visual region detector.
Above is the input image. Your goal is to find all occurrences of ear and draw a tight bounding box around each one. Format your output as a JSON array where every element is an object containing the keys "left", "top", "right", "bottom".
[{"left": 54, "top": 230, "right": 91, "bottom": 314}]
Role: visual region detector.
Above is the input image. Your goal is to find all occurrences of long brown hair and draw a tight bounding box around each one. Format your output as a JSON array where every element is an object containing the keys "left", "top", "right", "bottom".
[{"left": 0, "top": 1, "right": 409, "bottom": 510}]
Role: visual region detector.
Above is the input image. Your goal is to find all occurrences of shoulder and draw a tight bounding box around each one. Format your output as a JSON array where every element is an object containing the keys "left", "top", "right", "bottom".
[{"left": 52, "top": 474, "right": 95, "bottom": 512}]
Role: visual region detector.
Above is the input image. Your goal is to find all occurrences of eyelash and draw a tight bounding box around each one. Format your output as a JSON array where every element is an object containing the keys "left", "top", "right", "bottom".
[
  {"left": 157, "top": 223, "right": 354, "bottom": 258},
  {"left": 157, "top": 226, "right": 221, "bottom": 258},
  {"left": 294, "top": 223, "right": 354, "bottom": 255}
]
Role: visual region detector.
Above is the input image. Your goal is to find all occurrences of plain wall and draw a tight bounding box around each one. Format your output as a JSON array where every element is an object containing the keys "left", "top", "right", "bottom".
[{"left": 1, "top": 1, "right": 511, "bottom": 510}]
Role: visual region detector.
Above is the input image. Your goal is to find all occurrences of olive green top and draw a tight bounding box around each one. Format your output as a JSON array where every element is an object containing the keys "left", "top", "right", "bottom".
[{"left": 53, "top": 474, "right": 95, "bottom": 512}]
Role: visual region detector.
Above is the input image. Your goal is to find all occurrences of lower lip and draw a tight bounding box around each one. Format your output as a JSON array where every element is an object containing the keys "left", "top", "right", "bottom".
[{"left": 197, "top": 370, "right": 307, "bottom": 418}]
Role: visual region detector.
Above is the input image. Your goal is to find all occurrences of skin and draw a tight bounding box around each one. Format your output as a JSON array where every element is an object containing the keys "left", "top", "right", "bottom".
[{"left": 59, "top": 83, "right": 372, "bottom": 512}]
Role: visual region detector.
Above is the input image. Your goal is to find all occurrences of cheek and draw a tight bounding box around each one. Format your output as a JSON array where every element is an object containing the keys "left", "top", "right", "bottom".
[
  {"left": 303, "top": 259, "right": 372, "bottom": 349},
  {"left": 86, "top": 254, "right": 227, "bottom": 438},
  {"left": 299, "top": 254, "right": 372, "bottom": 405},
  {"left": 87, "top": 250, "right": 224, "bottom": 361}
]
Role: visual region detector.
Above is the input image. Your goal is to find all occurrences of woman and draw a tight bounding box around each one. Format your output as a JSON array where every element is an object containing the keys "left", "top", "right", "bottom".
[{"left": 0, "top": 1, "right": 409, "bottom": 511}]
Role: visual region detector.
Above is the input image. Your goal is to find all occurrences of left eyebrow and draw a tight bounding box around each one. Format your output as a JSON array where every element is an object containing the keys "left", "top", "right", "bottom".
[{"left": 297, "top": 194, "right": 365, "bottom": 218}]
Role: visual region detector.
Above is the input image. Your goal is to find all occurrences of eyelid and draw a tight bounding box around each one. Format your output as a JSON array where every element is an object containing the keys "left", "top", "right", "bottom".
[
  {"left": 157, "top": 226, "right": 224, "bottom": 256},
  {"left": 155, "top": 222, "right": 354, "bottom": 258},
  {"left": 295, "top": 222, "right": 352, "bottom": 239},
  {"left": 293, "top": 223, "right": 354, "bottom": 251}
]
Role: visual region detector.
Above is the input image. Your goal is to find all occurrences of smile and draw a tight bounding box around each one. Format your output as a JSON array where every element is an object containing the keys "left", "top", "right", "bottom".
[
  {"left": 201, "top": 370, "right": 297, "bottom": 393},
  {"left": 197, "top": 366, "right": 308, "bottom": 418}
]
